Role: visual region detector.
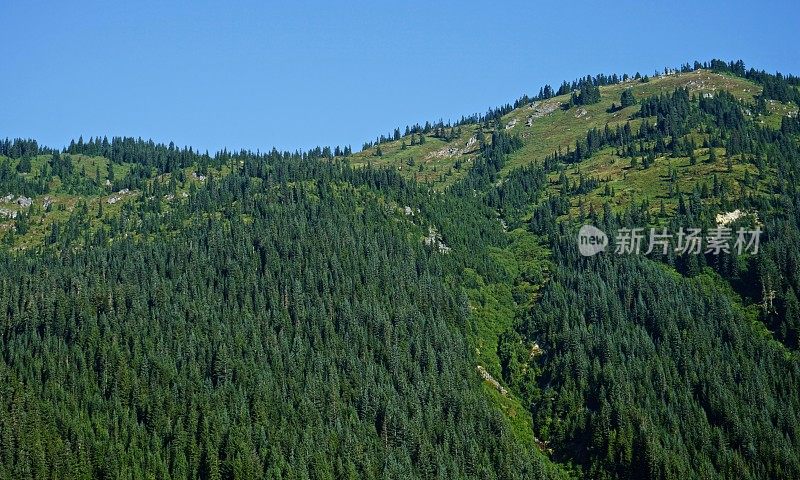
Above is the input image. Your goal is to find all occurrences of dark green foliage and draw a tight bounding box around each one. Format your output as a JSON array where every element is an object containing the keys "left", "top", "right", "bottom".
[
  {"left": 708, "top": 58, "right": 800, "bottom": 104},
  {"left": 67, "top": 136, "right": 213, "bottom": 174},
  {"left": 0, "top": 157, "right": 49, "bottom": 196},
  {"left": 15, "top": 156, "right": 32, "bottom": 173},
  {"left": 0, "top": 138, "right": 50, "bottom": 158},
  {"left": 3, "top": 58, "right": 800, "bottom": 479},
  {"left": 570, "top": 82, "right": 601, "bottom": 106},
  {"left": 512, "top": 72, "right": 800, "bottom": 478},
  {"left": 637, "top": 88, "right": 695, "bottom": 137},
  {"left": 620, "top": 88, "right": 636, "bottom": 108},
  {"left": 13, "top": 210, "right": 28, "bottom": 234},
  {"left": 0, "top": 152, "right": 561, "bottom": 479},
  {"left": 521, "top": 245, "right": 800, "bottom": 479}
]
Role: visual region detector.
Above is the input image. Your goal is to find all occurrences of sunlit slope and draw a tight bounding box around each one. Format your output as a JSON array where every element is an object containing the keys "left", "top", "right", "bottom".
[{"left": 348, "top": 70, "right": 796, "bottom": 192}]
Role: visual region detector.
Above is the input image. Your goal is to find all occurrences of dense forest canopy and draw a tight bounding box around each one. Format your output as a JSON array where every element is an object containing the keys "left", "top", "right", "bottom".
[{"left": 1, "top": 59, "right": 799, "bottom": 479}]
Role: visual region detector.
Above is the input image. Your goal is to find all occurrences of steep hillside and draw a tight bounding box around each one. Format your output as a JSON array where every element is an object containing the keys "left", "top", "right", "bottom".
[
  {"left": 348, "top": 69, "right": 795, "bottom": 192},
  {"left": 342, "top": 61, "right": 800, "bottom": 478},
  {"left": 1, "top": 69, "right": 796, "bottom": 252},
  {"left": 1, "top": 59, "right": 800, "bottom": 479}
]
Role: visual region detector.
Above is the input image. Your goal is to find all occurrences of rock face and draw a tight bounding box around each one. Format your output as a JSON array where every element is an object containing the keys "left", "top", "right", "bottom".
[
  {"left": 716, "top": 209, "right": 758, "bottom": 226},
  {"left": 425, "top": 135, "right": 480, "bottom": 161},
  {"left": 0, "top": 195, "right": 32, "bottom": 208},
  {"left": 423, "top": 226, "right": 451, "bottom": 253},
  {"left": 526, "top": 99, "right": 562, "bottom": 126},
  {"left": 107, "top": 188, "right": 132, "bottom": 205},
  {"left": 476, "top": 365, "right": 507, "bottom": 396}
]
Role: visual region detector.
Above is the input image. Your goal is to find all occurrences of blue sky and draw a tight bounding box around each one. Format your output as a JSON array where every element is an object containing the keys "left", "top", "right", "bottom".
[{"left": 2, "top": 0, "right": 798, "bottom": 153}]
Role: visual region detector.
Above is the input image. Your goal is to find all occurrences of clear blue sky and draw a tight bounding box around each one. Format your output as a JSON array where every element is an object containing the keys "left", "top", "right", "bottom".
[{"left": 2, "top": 0, "right": 798, "bottom": 153}]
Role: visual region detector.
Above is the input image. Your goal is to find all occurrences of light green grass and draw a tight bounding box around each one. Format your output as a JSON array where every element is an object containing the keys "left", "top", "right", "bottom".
[
  {"left": 463, "top": 228, "right": 551, "bottom": 448},
  {"left": 344, "top": 70, "right": 774, "bottom": 191},
  {"left": 550, "top": 146, "right": 773, "bottom": 218},
  {"left": 503, "top": 70, "right": 763, "bottom": 174}
]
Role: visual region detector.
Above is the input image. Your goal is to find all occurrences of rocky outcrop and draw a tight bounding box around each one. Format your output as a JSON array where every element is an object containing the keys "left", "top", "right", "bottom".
[{"left": 477, "top": 365, "right": 507, "bottom": 396}]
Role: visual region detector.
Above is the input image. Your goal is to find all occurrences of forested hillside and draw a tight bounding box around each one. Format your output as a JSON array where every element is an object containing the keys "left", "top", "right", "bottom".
[
  {"left": 0, "top": 151, "right": 568, "bottom": 479},
  {"left": 1, "top": 59, "right": 800, "bottom": 479}
]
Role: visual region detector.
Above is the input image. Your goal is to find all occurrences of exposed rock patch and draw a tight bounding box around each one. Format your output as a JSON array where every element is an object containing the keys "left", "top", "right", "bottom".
[
  {"left": 425, "top": 135, "right": 480, "bottom": 160},
  {"left": 423, "top": 226, "right": 451, "bottom": 253},
  {"left": 107, "top": 188, "right": 131, "bottom": 205},
  {"left": 477, "top": 366, "right": 507, "bottom": 396},
  {"left": 526, "top": 100, "right": 561, "bottom": 125},
  {"left": 716, "top": 209, "right": 758, "bottom": 226}
]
